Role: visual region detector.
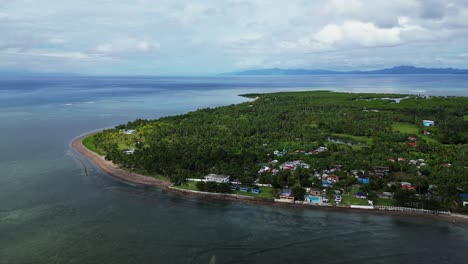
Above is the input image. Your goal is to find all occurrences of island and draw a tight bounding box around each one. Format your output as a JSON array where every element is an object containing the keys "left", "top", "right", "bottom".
[{"left": 73, "top": 91, "right": 468, "bottom": 217}]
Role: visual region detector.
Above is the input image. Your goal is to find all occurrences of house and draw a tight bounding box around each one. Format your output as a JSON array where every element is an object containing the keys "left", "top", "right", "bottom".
[
  {"left": 398, "top": 157, "right": 406, "bottom": 162},
  {"left": 408, "top": 142, "right": 417, "bottom": 148},
  {"left": 408, "top": 136, "right": 417, "bottom": 141},
  {"left": 335, "top": 195, "right": 342, "bottom": 204},
  {"left": 309, "top": 187, "right": 322, "bottom": 196},
  {"left": 273, "top": 149, "right": 287, "bottom": 157},
  {"left": 355, "top": 192, "right": 367, "bottom": 199},
  {"left": 401, "top": 182, "right": 415, "bottom": 191},
  {"left": 251, "top": 187, "right": 261, "bottom": 194},
  {"left": 124, "top": 148, "right": 135, "bottom": 155},
  {"left": 357, "top": 176, "right": 370, "bottom": 184},
  {"left": 387, "top": 158, "right": 395, "bottom": 162},
  {"left": 230, "top": 185, "right": 238, "bottom": 191},
  {"left": 460, "top": 194, "right": 468, "bottom": 206},
  {"left": 279, "top": 188, "right": 294, "bottom": 200},
  {"left": 372, "top": 166, "right": 390, "bottom": 177},
  {"left": 322, "top": 180, "right": 331, "bottom": 187},
  {"left": 121, "top": 129, "right": 136, "bottom": 135},
  {"left": 204, "top": 174, "right": 230, "bottom": 183},
  {"left": 423, "top": 120, "right": 435, "bottom": 127},
  {"left": 377, "top": 192, "right": 394, "bottom": 199},
  {"left": 240, "top": 186, "right": 249, "bottom": 192},
  {"left": 325, "top": 175, "right": 339, "bottom": 183}
]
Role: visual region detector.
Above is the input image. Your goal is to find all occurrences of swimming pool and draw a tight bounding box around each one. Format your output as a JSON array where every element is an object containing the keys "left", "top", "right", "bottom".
[{"left": 306, "top": 195, "right": 321, "bottom": 203}]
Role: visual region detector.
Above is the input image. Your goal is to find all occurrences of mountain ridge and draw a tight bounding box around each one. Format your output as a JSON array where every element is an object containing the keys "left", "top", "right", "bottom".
[{"left": 226, "top": 66, "right": 468, "bottom": 75}]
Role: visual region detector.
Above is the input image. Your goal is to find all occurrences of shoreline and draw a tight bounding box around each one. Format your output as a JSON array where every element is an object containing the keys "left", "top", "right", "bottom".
[{"left": 71, "top": 131, "right": 468, "bottom": 225}]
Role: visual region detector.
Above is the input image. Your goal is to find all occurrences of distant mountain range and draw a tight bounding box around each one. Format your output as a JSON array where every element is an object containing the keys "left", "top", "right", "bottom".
[{"left": 227, "top": 66, "right": 468, "bottom": 75}]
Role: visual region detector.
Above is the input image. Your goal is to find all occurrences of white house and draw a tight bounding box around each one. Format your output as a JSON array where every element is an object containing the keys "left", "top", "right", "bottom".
[
  {"left": 124, "top": 149, "right": 135, "bottom": 155},
  {"left": 204, "top": 174, "right": 230, "bottom": 183},
  {"left": 422, "top": 120, "right": 435, "bottom": 127}
]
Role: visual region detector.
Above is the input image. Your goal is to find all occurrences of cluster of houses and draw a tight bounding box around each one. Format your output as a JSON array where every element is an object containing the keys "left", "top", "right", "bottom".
[
  {"left": 305, "top": 146, "right": 328, "bottom": 155},
  {"left": 279, "top": 160, "right": 310, "bottom": 170},
  {"left": 274, "top": 146, "right": 328, "bottom": 157}
]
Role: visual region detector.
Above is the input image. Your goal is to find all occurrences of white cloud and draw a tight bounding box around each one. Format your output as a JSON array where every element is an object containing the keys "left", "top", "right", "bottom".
[
  {"left": 95, "top": 38, "right": 160, "bottom": 55},
  {"left": 315, "top": 20, "right": 401, "bottom": 47}
]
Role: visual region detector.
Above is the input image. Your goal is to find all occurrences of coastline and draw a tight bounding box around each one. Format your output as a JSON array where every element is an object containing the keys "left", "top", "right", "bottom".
[{"left": 71, "top": 131, "right": 468, "bottom": 225}]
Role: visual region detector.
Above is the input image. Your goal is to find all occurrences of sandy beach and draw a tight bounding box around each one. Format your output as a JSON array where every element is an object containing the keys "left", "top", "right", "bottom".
[{"left": 71, "top": 131, "right": 468, "bottom": 225}]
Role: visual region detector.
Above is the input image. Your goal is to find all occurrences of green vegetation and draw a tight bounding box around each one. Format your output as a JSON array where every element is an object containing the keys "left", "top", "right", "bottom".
[
  {"left": 392, "top": 123, "right": 419, "bottom": 134},
  {"left": 82, "top": 135, "right": 103, "bottom": 155},
  {"left": 87, "top": 91, "right": 468, "bottom": 212}
]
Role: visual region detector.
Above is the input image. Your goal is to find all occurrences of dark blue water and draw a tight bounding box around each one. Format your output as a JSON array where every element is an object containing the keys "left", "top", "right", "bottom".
[{"left": 0, "top": 75, "right": 467, "bottom": 264}]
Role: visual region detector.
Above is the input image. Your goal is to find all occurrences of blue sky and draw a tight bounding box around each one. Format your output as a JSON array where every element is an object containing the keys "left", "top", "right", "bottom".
[{"left": 1, "top": 0, "right": 468, "bottom": 75}]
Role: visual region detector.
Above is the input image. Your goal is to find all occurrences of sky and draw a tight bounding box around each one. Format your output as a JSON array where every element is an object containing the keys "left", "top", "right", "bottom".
[{"left": 1, "top": 0, "right": 468, "bottom": 75}]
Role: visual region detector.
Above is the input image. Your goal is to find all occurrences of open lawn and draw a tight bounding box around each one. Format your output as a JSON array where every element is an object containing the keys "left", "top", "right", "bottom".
[
  {"left": 392, "top": 123, "right": 419, "bottom": 134},
  {"left": 177, "top": 181, "right": 274, "bottom": 199},
  {"left": 464, "top": 115, "right": 468, "bottom": 121},
  {"left": 374, "top": 198, "right": 397, "bottom": 206},
  {"left": 340, "top": 195, "right": 370, "bottom": 205},
  {"left": 83, "top": 135, "right": 104, "bottom": 155}
]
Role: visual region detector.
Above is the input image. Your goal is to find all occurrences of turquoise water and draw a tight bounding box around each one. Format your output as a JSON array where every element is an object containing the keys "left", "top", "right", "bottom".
[
  {"left": 307, "top": 196, "right": 321, "bottom": 203},
  {"left": 0, "top": 75, "right": 467, "bottom": 264}
]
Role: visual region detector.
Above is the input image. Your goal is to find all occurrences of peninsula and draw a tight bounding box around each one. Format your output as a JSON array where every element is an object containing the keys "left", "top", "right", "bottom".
[{"left": 74, "top": 91, "right": 468, "bottom": 217}]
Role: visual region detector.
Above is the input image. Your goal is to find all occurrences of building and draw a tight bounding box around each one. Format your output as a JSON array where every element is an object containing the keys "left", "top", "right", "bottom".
[
  {"left": 309, "top": 187, "right": 322, "bottom": 196},
  {"left": 124, "top": 148, "right": 135, "bottom": 155},
  {"left": 372, "top": 166, "right": 390, "bottom": 177},
  {"left": 204, "top": 174, "right": 230, "bottom": 183},
  {"left": 325, "top": 175, "right": 339, "bottom": 183},
  {"left": 422, "top": 120, "right": 435, "bottom": 127},
  {"left": 461, "top": 193, "right": 468, "bottom": 206},
  {"left": 355, "top": 192, "right": 367, "bottom": 199},
  {"left": 357, "top": 177, "right": 370, "bottom": 184},
  {"left": 279, "top": 188, "right": 294, "bottom": 200}
]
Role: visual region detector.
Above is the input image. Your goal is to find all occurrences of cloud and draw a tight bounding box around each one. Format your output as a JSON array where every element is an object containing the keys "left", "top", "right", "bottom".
[
  {"left": 1, "top": 0, "right": 468, "bottom": 74},
  {"left": 95, "top": 38, "right": 160, "bottom": 55},
  {"left": 278, "top": 17, "right": 433, "bottom": 54}
]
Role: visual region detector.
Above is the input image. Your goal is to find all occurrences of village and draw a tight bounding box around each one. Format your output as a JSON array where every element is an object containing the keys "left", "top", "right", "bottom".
[{"left": 114, "top": 119, "right": 468, "bottom": 210}]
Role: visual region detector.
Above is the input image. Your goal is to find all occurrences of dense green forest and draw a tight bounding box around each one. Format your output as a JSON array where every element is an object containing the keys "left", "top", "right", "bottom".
[{"left": 86, "top": 91, "right": 468, "bottom": 212}]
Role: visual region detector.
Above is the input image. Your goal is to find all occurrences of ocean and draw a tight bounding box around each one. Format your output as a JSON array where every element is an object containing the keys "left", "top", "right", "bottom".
[{"left": 0, "top": 75, "right": 467, "bottom": 264}]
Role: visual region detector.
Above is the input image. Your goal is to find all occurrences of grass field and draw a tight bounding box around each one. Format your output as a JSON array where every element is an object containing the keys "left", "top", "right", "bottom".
[
  {"left": 177, "top": 181, "right": 274, "bottom": 199},
  {"left": 82, "top": 135, "right": 104, "bottom": 155},
  {"left": 331, "top": 133, "right": 373, "bottom": 144},
  {"left": 464, "top": 115, "right": 468, "bottom": 121},
  {"left": 392, "top": 123, "right": 419, "bottom": 134}
]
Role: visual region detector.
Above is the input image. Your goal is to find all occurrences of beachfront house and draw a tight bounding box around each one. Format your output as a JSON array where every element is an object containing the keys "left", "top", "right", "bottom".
[
  {"left": 422, "top": 120, "right": 435, "bottom": 127},
  {"left": 204, "top": 174, "right": 230, "bottom": 183},
  {"left": 251, "top": 187, "right": 261, "bottom": 194},
  {"left": 460, "top": 193, "right": 468, "bottom": 206},
  {"left": 279, "top": 188, "right": 294, "bottom": 201}
]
